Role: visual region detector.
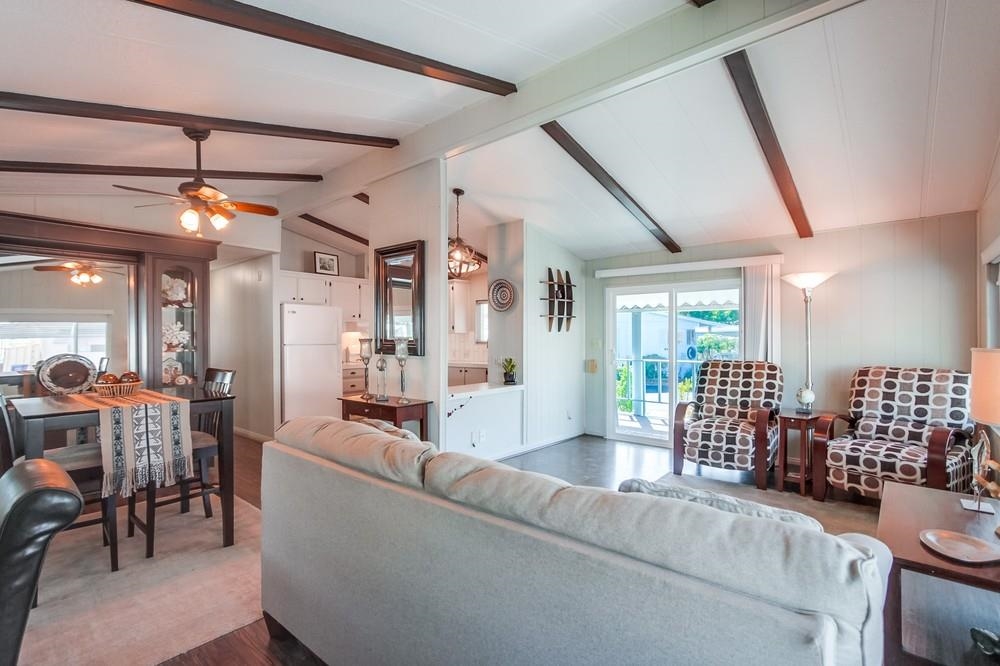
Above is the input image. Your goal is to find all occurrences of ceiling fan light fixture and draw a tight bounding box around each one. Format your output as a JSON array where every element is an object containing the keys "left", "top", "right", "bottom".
[
  {"left": 90, "top": 273, "right": 103, "bottom": 284},
  {"left": 209, "top": 211, "right": 230, "bottom": 230},
  {"left": 179, "top": 207, "right": 201, "bottom": 233},
  {"left": 77, "top": 271, "right": 91, "bottom": 284},
  {"left": 70, "top": 274, "right": 82, "bottom": 285},
  {"left": 448, "top": 187, "right": 482, "bottom": 279}
]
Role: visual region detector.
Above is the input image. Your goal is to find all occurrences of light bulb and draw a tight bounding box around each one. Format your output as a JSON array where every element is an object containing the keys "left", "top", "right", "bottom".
[
  {"left": 179, "top": 208, "right": 201, "bottom": 233},
  {"left": 70, "top": 274, "right": 82, "bottom": 285},
  {"left": 209, "top": 212, "right": 229, "bottom": 230},
  {"left": 90, "top": 273, "right": 103, "bottom": 284},
  {"left": 78, "top": 272, "right": 91, "bottom": 283}
]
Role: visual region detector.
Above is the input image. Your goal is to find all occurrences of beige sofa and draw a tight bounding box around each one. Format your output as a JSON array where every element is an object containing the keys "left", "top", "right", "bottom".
[{"left": 262, "top": 417, "right": 890, "bottom": 665}]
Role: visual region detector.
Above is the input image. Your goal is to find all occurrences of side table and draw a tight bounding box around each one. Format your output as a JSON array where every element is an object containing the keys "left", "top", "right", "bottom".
[
  {"left": 339, "top": 395, "right": 431, "bottom": 440},
  {"left": 776, "top": 410, "right": 830, "bottom": 495}
]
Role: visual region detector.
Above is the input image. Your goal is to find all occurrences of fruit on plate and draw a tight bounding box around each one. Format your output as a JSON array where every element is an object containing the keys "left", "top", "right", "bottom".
[
  {"left": 120, "top": 371, "right": 140, "bottom": 383},
  {"left": 95, "top": 373, "right": 120, "bottom": 385}
]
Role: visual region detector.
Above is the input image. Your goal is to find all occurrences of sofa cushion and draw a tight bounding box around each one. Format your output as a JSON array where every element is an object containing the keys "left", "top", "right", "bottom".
[
  {"left": 358, "top": 418, "right": 421, "bottom": 441},
  {"left": 275, "top": 416, "right": 436, "bottom": 489},
  {"left": 425, "top": 452, "right": 882, "bottom": 627},
  {"left": 683, "top": 417, "right": 779, "bottom": 471},
  {"left": 618, "top": 478, "right": 823, "bottom": 532}
]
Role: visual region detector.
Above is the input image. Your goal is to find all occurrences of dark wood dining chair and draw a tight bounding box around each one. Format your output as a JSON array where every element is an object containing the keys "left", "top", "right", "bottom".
[
  {"left": 0, "top": 395, "right": 119, "bottom": 572},
  {"left": 127, "top": 368, "right": 234, "bottom": 558}
]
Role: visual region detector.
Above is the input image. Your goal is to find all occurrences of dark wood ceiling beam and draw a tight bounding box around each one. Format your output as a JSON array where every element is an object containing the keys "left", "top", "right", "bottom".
[
  {"left": 353, "top": 192, "right": 370, "bottom": 205},
  {"left": 127, "top": 0, "right": 517, "bottom": 97},
  {"left": 0, "top": 91, "right": 398, "bottom": 148},
  {"left": 299, "top": 213, "right": 369, "bottom": 247},
  {"left": 0, "top": 160, "right": 322, "bottom": 182},
  {"left": 724, "top": 50, "right": 813, "bottom": 239},
  {"left": 689, "top": 0, "right": 717, "bottom": 7},
  {"left": 540, "top": 121, "right": 681, "bottom": 253}
]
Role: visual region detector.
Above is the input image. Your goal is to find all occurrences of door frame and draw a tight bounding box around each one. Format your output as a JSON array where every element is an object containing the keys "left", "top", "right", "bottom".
[{"left": 605, "top": 278, "right": 742, "bottom": 448}]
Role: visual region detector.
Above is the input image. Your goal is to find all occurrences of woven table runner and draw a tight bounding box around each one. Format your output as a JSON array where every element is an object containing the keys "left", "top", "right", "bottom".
[{"left": 68, "top": 389, "right": 194, "bottom": 498}]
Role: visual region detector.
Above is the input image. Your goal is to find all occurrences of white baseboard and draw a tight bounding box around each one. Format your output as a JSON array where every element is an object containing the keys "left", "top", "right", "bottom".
[{"left": 235, "top": 427, "right": 273, "bottom": 443}]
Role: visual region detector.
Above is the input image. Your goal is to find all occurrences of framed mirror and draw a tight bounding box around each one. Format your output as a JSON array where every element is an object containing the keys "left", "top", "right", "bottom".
[{"left": 374, "top": 240, "right": 425, "bottom": 356}]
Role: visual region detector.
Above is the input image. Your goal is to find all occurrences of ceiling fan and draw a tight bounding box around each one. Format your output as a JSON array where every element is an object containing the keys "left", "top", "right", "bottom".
[
  {"left": 112, "top": 128, "right": 279, "bottom": 236},
  {"left": 33, "top": 261, "right": 120, "bottom": 286}
]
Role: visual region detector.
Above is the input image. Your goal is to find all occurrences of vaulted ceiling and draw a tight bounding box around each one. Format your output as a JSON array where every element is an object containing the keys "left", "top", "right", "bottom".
[
  {"left": 0, "top": 0, "right": 682, "bottom": 197},
  {"left": 448, "top": 0, "right": 1000, "bottom": 259}
]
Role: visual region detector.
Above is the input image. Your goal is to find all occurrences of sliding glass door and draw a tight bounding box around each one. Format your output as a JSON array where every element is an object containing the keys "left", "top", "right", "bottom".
[{"left": 607, "top": 281, "right": 741, "bottom": 446}]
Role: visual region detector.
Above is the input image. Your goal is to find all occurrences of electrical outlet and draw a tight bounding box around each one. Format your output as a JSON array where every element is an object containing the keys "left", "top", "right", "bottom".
[{"left": 479, "top": 430, "right": 486, "bottom": 446}]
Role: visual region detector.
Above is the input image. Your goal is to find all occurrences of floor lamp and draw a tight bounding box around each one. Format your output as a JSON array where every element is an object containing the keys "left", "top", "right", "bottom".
[{"left": 781, "top": 272, "right": 836, "bottom": 414}]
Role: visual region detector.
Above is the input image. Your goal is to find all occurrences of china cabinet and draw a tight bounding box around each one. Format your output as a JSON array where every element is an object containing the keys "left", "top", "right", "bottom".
[{"left": 146, "top": 255, "right": 209, "bottom": 387}]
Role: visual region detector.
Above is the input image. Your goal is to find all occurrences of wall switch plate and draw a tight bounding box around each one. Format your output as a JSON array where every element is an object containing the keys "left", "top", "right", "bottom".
[{"left": 585, "top": 359, "right": 598, "bottom": 373}]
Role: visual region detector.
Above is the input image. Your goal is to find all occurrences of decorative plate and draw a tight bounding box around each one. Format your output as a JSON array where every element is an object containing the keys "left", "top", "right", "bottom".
[
  {"left": 919, "top": 529, "right": 1000, "bottom": 564},
  {"left": 37, "top": 354, "right": 97, "bottom": 394},
  {"left": 489, "top": 278, "right": 516, "bottom": 312}
]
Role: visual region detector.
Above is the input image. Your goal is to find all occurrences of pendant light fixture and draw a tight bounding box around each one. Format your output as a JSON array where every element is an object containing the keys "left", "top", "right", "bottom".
[{"left": 448, "top": 187, "right": 482, "bottom": 279}]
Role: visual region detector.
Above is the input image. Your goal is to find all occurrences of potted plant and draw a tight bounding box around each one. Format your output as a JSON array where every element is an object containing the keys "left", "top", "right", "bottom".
[{"left": 501, "top": 357, "right": 517, "bottom": 385}]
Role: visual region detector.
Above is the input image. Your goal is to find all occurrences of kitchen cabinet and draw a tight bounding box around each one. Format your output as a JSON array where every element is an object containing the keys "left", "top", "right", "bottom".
[
  {"left": 279, "top": 272, "right": 329, "bottom": 305},
  {"left": 448, "top": 365, "right": 488, "bottom": 386},
  {"left": 448, "top": 280, "right": 470, "bottom": 333},
  {"left": 330, "top": 277, "right": 373, "bottom": 325},
  {"left": 343, "top": 364, "right": 366, "bottom": 395}
]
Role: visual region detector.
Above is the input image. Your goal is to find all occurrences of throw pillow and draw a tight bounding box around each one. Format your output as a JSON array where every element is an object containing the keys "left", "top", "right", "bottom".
[{"left": 618, "top": 478, "right": 823, "bottom": 532}]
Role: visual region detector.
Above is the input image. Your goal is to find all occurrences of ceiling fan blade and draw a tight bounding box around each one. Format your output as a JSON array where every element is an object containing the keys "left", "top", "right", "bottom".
[
  {"left": 195, "top": 184, "right": 227, "bottom": 202},
  {"left": 219, "top": 201, "right": 279, "bottom": 216},
  {"left": 207, "top": 204, "right": 236, "bottom": 221},
  {"left": 33, "top": 263, "right": 78, "bottom": 272},
  {"left": 135, "top": 201, "right": 186, "bottom": 208},
  {"left": 112, "top": 184, "right": 186, "bottom": 201}
]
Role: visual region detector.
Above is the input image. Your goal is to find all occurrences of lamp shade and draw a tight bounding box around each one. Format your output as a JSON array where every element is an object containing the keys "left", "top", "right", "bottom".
[
  {"left": 781, "top": 272, "right": 836, "bottom": 290},
  {"left": 971, "top": 348, "right": 1000, "bottom": 426}
]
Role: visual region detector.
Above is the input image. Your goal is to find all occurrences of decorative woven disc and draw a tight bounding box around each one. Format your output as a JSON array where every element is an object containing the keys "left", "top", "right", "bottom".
[{"left": 489, "top": 279, "right": 516, "bottom": 312}]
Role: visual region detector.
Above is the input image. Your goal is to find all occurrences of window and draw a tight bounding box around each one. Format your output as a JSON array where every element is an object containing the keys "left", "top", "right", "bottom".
[
  {"left": 475, "top": 300, "right": 489, "bottom": 343},
  {"left": 0, "top": 320, "right": 110, "bottom": 372}
]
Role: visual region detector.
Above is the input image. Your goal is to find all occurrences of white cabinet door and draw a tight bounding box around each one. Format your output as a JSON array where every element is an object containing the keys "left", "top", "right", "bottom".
[
  {"left": 466, "top": 367, "right": 488, "bottom": 384},
  {"left": 277, "top": 275, "right": 299, "bottom": 303},
  {"left": 359, "top": 282, "right": 374, "bottom": 325},
  {"left": 448, "top": 366, "right": 465, "bottom": 386},
  {"left": 449, "top": 281, "right": 469, "bottom": 333},
  {"left": 329, "top": 278, "right": 359, "bottom": 319},
  {"left": 297, "top": 277, "right": 329, "bottom": 305}
]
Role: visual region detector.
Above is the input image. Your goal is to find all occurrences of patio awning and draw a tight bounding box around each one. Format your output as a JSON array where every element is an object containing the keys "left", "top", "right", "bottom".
[{"left": 616, "top": 289, "right": 739, "bottom": 312}]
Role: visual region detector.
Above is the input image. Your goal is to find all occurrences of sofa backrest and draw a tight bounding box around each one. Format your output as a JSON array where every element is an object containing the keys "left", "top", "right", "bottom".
[
  {"left": 848, "top": 366, "right": 973, "bottom": 445},
  {"left": 693, "top": 360, "right": 783, "bottom": 421}
]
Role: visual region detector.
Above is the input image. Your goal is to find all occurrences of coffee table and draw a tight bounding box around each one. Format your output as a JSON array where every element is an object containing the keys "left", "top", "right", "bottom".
[{"left": 877, "top": 481, "right": 1000, "bottom": 664}]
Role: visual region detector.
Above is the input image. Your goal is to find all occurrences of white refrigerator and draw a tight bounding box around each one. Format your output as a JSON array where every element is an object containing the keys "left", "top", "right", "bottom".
[{"left": 281, "top": 303, "right": 343, "bottom": 422}]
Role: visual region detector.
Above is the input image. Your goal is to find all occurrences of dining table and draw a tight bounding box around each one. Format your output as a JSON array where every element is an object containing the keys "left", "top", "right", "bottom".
[{"left": 8, "top": 385, "right": 236, "bottom": 547}]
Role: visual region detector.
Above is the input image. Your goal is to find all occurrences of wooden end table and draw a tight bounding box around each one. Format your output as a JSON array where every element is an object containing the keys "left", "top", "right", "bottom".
[
  {"left": 339, "top": 395, "right": 431, "bottom": 440},
  {"left": 776, "top": 409, "right": 829, "bottom": 495},
  {"left": 877, "top": 481, "right": 1000, "bottom": 664}
]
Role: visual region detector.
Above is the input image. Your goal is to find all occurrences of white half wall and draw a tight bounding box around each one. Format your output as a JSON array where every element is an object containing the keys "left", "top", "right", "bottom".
[
  {"left": 367, "top": 160, "right": 448, "bottom": 444},
  {"left": 585, "top": 212, "right": 978, "bottom": 436},
  {"left": 210, "top": 252, "right": 279, "bottom": 439},
  {"left": 523, "top": 224, "right": 586, "bottom": 447}
]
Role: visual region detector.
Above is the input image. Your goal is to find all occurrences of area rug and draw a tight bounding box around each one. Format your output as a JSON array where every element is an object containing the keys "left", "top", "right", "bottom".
[
  {"left": 654, "top": 471, "right": 879, "bottom": 536},
  {"left": 20, "top": 497, "right": 262, "bottom": 666}
]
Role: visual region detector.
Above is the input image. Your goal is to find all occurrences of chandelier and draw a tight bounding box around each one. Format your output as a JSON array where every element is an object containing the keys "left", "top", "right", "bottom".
[{"left": 448, "top": 187, "right": 481, "bottom": 279}]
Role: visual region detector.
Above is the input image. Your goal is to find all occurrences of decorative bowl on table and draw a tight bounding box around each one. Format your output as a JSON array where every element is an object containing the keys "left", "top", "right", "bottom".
[{"left": 93, "top": 373, "right": 142, "bottom": 397}]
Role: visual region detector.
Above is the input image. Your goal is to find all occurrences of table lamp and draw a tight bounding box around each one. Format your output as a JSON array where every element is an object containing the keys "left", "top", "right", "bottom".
[
  {"left": 359, "top": 338, "right": 373, "bottom": 400},
  {"left": 394, "top": 338, "right": 411, "bottom": 405},
  {"left": 781, "top": 272, "right": 836, "bottom": 413},
  {"left": 969, "top": 348, "right": 1000, "bottom": 515}
]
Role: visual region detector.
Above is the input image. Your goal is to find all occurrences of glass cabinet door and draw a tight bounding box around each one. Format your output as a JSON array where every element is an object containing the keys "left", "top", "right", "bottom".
[{"left": 148, "top": 256, "right": 207, "bottom": 388}]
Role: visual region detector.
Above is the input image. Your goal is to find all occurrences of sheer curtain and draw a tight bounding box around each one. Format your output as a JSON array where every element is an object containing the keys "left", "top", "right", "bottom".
[{"left": 741, "top": 264, "right": 781, "bottom": 363}]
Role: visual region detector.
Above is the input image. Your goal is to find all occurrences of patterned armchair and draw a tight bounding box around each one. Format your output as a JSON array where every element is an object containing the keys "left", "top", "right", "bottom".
[
  {"left": 813, "top": 366, "right": 974, "bottom": 501},
  {"left": 672, "top": 361, "right": 784, "bottom": 490}
]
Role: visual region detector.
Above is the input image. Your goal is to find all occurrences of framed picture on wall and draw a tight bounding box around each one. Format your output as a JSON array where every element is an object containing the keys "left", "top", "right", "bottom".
[{"left": 314, "top": 251, "right": 340, "bottom": 276}]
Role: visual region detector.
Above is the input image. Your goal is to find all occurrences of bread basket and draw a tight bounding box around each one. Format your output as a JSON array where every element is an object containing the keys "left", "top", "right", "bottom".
[{"left": 94, "top": 381, "right": 142, "bottom": 398}]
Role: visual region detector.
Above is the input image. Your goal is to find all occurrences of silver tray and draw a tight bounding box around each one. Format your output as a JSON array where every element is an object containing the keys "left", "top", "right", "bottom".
[
  {"left": 919, "top": 529, "right": 1000, "bottom": 564},
  {"left": 37, "top": 354, "right": 97, "bottom": 395}
]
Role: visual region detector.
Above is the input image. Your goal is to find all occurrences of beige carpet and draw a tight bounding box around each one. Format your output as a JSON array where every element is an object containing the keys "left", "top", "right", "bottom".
[
  {"left": 655, "top": 471, "right": 880, "bottom": 536},
  {"left": 20, "top": 497, "right": 262, "bottom": 666}
]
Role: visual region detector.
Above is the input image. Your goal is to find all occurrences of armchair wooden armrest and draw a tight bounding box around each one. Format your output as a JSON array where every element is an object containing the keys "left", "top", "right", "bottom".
[
  {"left": 672, "top": 401, "right": 694, "bottom": 477},
  {"left": 751, "top": 407, "right": 771, "bottom": 490},
  {"left": 812, "top": 414, "right": 854, "bottom": 502},
  {"left": 926, "top": 426, "right": 964, "bottom": 490}
]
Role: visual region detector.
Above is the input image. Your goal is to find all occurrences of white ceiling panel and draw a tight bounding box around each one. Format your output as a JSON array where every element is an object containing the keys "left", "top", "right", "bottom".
[{"left": 446, "top": 128, "right": 662, "bottom": 260}]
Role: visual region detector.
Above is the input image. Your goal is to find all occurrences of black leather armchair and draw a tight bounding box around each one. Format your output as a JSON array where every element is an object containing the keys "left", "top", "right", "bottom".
[{"left": 0, "top": 459, "right": 83, "bottom": 666}]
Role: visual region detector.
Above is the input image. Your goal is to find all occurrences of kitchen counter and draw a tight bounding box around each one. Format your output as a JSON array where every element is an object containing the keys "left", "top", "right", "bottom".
[
  {"left": 447, "top": 382, "right": 524, "bottom": 399},
  {"left": 447, "top": 361, "right": 489, "bottom": 368}
]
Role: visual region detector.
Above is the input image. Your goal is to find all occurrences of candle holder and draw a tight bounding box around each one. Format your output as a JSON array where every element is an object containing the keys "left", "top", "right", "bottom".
[
  {"left": 359, "top": 337, "right": 373, "bottom": 400},
  {"left": 375, "top": 355, "right": 389, "bottom": 402},
  {"left": 395, "top": 338, "right": 411, "bottom": 405}
]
